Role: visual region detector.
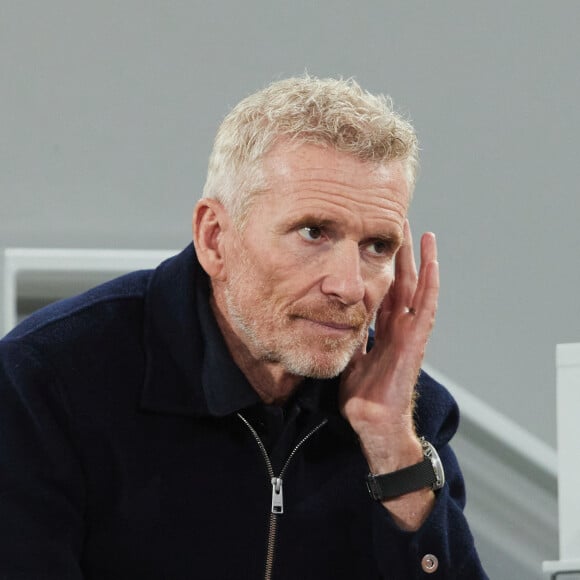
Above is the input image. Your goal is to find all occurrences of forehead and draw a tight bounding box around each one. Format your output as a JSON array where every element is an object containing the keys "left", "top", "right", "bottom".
[{"left": 257, "top": 142, "right": 411, "bottom": 231}]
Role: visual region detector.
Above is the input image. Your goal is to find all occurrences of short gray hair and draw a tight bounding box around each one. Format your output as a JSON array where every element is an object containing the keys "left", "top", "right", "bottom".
[{"left": 202, "top": 75, "right": 418, "bottom": 225}]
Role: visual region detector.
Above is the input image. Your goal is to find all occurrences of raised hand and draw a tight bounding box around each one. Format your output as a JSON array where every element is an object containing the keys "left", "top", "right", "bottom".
[{"left": 339, "top": 220, "right": 439, "bottom": 529}]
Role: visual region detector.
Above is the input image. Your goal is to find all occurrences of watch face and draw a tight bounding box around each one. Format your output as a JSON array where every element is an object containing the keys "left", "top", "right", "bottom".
[
  {"left": 431, "top": 453, "right": 445, "bottom": 489},
  {"left": 421, "top": 439, "right": 445, "bottom": 490}
]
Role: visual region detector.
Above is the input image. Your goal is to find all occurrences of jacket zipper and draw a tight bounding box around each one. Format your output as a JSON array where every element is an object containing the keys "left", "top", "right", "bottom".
[{"left": 237, "top": 413, "right": 328, "bottom": 580}]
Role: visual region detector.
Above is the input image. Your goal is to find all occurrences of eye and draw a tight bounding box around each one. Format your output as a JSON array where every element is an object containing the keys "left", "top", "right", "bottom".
[
  {"left": 298, "top": 226, "right": 324, "bottom": 242},
  {"left": 364, "top": 239, "right": 392, "bottom": 256}
]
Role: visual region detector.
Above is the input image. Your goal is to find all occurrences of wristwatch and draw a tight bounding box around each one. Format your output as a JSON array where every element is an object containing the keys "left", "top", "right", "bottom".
[{"left": 366, "top": 437, "right": 445, "bottom": 501}]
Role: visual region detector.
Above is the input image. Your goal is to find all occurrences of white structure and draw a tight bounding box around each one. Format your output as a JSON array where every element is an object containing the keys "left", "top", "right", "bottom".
[
  {"left": 0, "top": 248, "right": 174, "bottom": 335},
  {"left": 543, "top": 343, "right": 580, "bottom": 579}
]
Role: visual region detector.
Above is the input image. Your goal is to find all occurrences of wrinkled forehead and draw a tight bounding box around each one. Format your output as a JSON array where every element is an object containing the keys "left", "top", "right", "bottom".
[
  {"left": 258, "top": 140, "right": 412, "bottom": 192},
  {"left": 243, "top": 143, "right": 411, "bottom": 238},
  {"left": 233, "top": 141, "right": 411, "bottom": 233},
  {"left": 261, "top": 142, "right": 410, "bottom": 199}
]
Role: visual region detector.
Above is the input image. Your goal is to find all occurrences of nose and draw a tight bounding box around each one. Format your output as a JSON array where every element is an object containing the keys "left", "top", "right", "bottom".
[{"left": 320, "top": 242, "right": 365, "bottom": 305}]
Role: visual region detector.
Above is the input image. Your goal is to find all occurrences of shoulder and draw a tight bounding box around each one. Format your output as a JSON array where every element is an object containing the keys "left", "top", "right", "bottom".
[
  {"left": 0, "top": 269, "right": 155, "bottom": 389},
  {"left": 415, "top": 369, "right": 460, "bottom": 447},
  {"left": 0, "top": 269, "right": 161, "bottom": 421},
  {"left": 2, "top": 269, "right": 152, "bottom": 345}
]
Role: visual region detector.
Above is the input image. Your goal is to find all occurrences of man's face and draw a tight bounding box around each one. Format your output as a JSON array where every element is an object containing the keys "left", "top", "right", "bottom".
[{"left": 219, "top": 142, "right": 410, "bottom": 380}]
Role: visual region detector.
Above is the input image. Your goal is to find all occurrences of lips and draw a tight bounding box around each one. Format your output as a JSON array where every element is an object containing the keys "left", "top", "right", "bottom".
[
  {"left": 288, "top": 303, "right": 368, "bottom": 339},
  {"left": 306, "top": 319, "right": 357, "bottom": 331},
  {"left": 290, "top": 313, "right": 366, "bottom": 338}
]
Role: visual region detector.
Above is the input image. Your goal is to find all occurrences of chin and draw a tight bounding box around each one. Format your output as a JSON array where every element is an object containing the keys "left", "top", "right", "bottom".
[
  {"left": 280, "top": 347, "right": 354, "bottom": 380},
  {"left": 304, "top": 367, "right": 344, "bottom": 380}
]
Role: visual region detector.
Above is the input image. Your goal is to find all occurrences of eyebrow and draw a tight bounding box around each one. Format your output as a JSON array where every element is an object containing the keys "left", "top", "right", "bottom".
[{"left": 286, "top": 214, "right": 336, "bottom": 229}]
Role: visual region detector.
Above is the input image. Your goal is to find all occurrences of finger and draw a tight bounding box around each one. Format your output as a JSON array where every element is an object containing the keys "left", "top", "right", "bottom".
[
  {"left": 411, "top": 233, "right": 439, "bottom": 330},
  {"left": 393, "top": 220, "right": 418, "bottom": 312},
  {"left": 411, "top": 233, "right": 438, "bottom": 310},
  {"left": 421, "top": 230, "right": 438, "bottom": 263},
  {"left": 373, "top": 281, "right": 395, "bottom": 339},
  {"left": 415, "top": 231, "right": 437, "bottom": 295},
  {"left": 414, "top": 260, "right": 439, "bottom": 336}
]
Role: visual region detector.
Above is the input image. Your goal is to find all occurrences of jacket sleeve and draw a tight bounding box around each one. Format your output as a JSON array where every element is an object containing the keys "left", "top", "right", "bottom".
[
  {"left": 0, "top": 338, "right": 85, "bottom": 579},
  {"left": 370, "top": 372, "right": 489, "bottom": 579}
]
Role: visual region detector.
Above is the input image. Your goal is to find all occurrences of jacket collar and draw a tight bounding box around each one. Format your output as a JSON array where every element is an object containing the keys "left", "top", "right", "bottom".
[{"left": 140, "top": 244, "right": 260, "bottom": 417}]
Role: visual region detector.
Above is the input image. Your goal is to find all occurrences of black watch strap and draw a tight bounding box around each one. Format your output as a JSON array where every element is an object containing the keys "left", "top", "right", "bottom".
[
  {"left": 365, "top": 438, "right": 445, "bottom": 501},
  {"left": 366, "top": 458, "right": 435, "bottom": 501}
]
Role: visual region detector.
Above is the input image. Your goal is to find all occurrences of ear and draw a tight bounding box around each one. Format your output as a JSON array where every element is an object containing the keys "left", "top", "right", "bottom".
[{"left": 192, "top": 198, "right": 231, "bottom": 281}]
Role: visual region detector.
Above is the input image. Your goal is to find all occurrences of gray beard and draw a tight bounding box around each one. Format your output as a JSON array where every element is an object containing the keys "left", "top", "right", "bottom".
[{"left": 224, "top": 287, "right": 364, "bottom": 379}]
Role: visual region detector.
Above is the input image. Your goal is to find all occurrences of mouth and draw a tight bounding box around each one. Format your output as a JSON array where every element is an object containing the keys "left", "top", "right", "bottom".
[
  {"left": 294, "top": 316, "right": 361, "bottom": 336},
  {"left": 313, "top": 320, "right": 356, "bottom": 330}
]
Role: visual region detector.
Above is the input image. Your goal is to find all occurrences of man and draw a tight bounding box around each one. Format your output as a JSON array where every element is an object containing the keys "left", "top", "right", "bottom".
[{"left": 0, "top": 76, "right": 487, "bottom": 578}]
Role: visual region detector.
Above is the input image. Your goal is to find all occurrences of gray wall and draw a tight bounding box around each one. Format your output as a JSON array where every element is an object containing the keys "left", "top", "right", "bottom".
[
  {"left": 2, "top": 0, "right": 578, "bottom": 477},
  {"left": 5, "top": 0, "right": 580, "bottom": 445},
  {"left": 4, "top": 1, "right": 579, "bottom": 576}
]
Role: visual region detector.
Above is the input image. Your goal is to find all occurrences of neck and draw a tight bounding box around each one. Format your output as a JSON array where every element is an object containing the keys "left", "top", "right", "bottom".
[{"left": 210, "top": 291, "right": 302, "bottom": 405}]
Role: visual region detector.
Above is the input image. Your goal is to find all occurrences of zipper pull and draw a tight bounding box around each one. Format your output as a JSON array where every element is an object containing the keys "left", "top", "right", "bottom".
[{"left": 271, "top": 477, "right": 284, "bottom": 514}]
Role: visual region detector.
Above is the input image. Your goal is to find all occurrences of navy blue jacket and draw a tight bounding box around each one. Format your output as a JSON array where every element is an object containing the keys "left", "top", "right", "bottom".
[{"left": 0, "top": 245, "right": 487, "bottom": 579}]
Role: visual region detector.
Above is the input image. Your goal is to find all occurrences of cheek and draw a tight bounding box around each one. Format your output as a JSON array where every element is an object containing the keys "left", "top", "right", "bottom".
[
  {"left": 251, "top": 249, "right": 317, "bottom": 301},
  {"left": 238, "top": 264, "right": 294, "bottom": 308},
  {"left": 365, "top": 270, "right": 394, "bottom": 309}
]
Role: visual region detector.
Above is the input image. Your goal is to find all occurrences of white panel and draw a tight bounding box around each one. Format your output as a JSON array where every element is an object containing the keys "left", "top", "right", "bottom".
[
  {"left": 543, "top": 343, "right": 580, "bottom": 578},
  {"left": 2, "top": 248, "right": 176, "bottom": 336},
  {"left": 556, "top": 343, "right": 580, "bottom": 560}
]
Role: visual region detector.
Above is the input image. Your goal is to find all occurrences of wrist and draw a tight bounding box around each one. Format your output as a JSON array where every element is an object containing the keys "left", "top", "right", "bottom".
[
  {"left": 366, "top": 438, "right": 445, "bottom": 502},
  {"left": 359, "top": 429, "right": 423, "bottom": 474}
]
